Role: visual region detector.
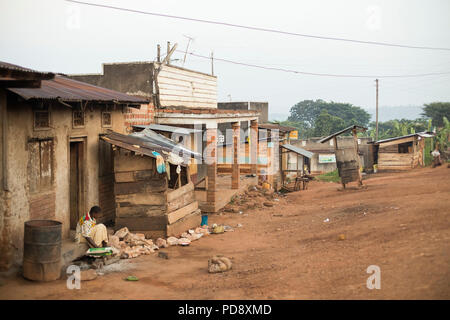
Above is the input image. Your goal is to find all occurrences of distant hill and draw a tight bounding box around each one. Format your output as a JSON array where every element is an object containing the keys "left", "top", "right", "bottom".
[{"left": 365, "top": 106, "right": 424, "bottom": 122}]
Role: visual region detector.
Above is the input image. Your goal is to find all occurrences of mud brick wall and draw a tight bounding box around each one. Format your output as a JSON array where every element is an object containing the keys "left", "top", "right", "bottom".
[{"left": 29, "top": 191, "right": 55, "bottom": 220}]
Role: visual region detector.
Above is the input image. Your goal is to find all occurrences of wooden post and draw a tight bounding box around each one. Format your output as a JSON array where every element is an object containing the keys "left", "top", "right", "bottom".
[
  {"left": 352, "top": 129, "right": 363, "bottom": 186},
  {"left": 157, "top": 44, "right": 161, "bottom": 63},
  {"left": 333, "top": 136, "right": 346, "bottom": 189}
]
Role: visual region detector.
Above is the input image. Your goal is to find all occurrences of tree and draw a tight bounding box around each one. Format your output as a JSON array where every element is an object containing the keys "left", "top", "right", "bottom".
[
  {"left": 367, "top": 118, "right": 428, "bottom": 140},
  {"left": 288, "top": 99, "right": 371, "bottom": 130},
  {"left": 422, "top": 102, "right": 450, "bottom": 128},
  {"left": 313, "top": 111, "right": 346, "bottom": 137}
]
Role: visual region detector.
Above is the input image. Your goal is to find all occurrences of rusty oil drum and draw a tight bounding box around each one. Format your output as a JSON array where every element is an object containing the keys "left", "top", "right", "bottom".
[{"left": 23, "top": 220, "right": 62, "bottom": 281}]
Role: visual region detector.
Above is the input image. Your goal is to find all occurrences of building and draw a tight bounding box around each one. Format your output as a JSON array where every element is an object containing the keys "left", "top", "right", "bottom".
[
  {"left": 0, "top": 62, "right": 148, "bottom": 271},
  {"left": 100, "top": 129, "right": 201, "bottom": 239},
  {"left": 291, "top": 136, "right": 374, "bottom": 174},
  {"left": 70, "top": 59, "right": 260, "bottom": 213},
  {"left": 370, "top": 132, "right": 434, "bottom": 171}
]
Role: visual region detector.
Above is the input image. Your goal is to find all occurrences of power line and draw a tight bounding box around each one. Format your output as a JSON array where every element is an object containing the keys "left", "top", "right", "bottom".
[
  {"left": 177, "top": 50, "right": 450, "bottom": 78},
  {"left": 65, "top": 0, "right": 450, "bottom": 52}
]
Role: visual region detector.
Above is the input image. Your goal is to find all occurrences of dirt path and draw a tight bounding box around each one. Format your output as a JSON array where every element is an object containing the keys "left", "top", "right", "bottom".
[{"left": 1, "top": 166, "right": 449, "bottom": 299}]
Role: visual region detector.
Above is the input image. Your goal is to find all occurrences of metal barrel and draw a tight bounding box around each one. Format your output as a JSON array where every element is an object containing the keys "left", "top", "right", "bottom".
[{"left": 23, "top": 220, "right": 62, "bottom": 281}]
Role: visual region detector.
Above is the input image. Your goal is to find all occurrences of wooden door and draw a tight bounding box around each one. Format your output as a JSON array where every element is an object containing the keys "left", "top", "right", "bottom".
[{"left": 70, "top": 141, "right": 84, "bottom": 229}]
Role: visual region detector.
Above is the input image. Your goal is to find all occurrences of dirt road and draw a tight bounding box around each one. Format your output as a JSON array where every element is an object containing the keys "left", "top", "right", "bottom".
[{"left": 1, "top": 166, "right": 449, "bottom": 299}]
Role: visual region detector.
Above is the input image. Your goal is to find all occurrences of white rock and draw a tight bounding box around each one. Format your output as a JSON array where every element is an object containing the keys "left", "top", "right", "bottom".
[
  {"left": 167, "top": 237, "right": 179, "bottom": 246},
  {"left": 178, "top": 238, "right": 191, "bottom": 246},
  {"left": 156, "top": 238, "right": 168, "bottom": 248},
  {"left": 114, "top": 227, "right": 129, "bottom": 239}
]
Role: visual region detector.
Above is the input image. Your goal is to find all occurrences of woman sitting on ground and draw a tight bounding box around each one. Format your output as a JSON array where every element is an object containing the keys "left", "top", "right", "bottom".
[{"left": 75, "top": 206, "right": 108, "bottom": 248}]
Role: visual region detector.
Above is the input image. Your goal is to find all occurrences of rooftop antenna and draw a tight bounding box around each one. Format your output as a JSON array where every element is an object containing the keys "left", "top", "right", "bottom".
[{"left": 182, "top": 34, "right": 195, "bottom": 66}]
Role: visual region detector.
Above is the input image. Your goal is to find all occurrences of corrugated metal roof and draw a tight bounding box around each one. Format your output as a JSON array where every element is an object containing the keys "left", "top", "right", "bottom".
[
  {"left": 8, "top": 75, "right": 148, "bottom": 105},
  {"left": 281, "top": 144, "right": 314, "bottom": 158},
  {"left": 133, "top": 124, "right": 203, "bottom": 135},
  {"left": 101, "top": 129, "right": 201, "bottom": 165},
  {"left": 371, "top": 131, "right": 435, "bottom": 145},
  {"left": 318, "top": 125, "right": 367, "bottom": 143},
  {"left": 0, "top": 61, "right": 54, "bottom": 79}
]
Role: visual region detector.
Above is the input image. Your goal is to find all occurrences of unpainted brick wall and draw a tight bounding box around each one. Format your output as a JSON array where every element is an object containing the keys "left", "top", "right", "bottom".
[{"left": 29, "top": 191, "right": 56, "bottom": 220}]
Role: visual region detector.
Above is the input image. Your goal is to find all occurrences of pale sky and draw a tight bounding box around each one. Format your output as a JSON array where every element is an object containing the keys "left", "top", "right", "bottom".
[{"left": 1, "top": 0, "right": 449, "bottom": 117}]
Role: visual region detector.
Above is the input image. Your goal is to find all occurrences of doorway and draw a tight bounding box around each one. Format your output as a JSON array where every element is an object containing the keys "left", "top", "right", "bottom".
[{"left": 69, "top": 140, "right": 85, "bottom": 229}]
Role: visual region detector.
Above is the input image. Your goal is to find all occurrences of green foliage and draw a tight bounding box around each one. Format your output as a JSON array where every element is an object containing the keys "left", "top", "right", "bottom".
[
  {"left": 313, "top": 111, "right": 345, "bottom": 137},
  {"left": 287, "top": 99, "right": 370, "bottom": 137},
  {"left": 367, "top": 118, "right": 429, "bottom": 140},
  {"left": 422, "top": 102, "right": 450, "bottom": 128},
  {"left": 435, "top": 116, "right": 450, "bottom": 152},
  {"left": 316, "top": 169, "right": 340, "bottom": 183}
]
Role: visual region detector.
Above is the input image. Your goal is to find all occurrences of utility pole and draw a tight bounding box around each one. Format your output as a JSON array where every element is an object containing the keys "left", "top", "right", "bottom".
[
  {"left": 211, "top": 51, "right": 214, "bottom": 76},
  {"left": 375, "top": 79, "right": 379, "bottom": 141}
]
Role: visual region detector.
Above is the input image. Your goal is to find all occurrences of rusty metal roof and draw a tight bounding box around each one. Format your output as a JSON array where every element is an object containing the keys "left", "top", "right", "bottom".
[
  {"left": 0, "top": 61, "right": 54, "bottom": 80},
  {"left": 258, "top": 123, "right": 297, "bottom": 132},
  {"left": 318, "top": 125, "right": 367, "bottom": 143},
  {"left": 8, "top": 75, "right": 148, "bottom": 105},
  {"left": 370, "top": 131, "right": 435, "bottom": 145}
]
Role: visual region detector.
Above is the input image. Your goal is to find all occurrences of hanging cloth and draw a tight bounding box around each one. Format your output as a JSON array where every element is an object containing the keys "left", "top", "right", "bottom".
[{"left": 152, "top": 151, "right": 166, "bottom": 174}]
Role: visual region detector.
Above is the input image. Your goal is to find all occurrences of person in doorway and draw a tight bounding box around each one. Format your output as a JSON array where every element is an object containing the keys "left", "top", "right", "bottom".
[
  {"left": 431, "top": 147, "right": 442, "bottom": 168},
  {"left": 75, "top": 206, "right": 108, "bottom": 248}
]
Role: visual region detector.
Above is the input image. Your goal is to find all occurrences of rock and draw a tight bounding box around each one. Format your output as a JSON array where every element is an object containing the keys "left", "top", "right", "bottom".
[
  {"left": 188, "top": 229, "right": 195, "bottom": 234},
  {"left": 181, "top": 232, "right": 189, "bottom": 238},
  {"left": 167, "top": 237, "right": 179, "bottom": 246},
  {"left": 158, "top": 252, "right": 169, "bottom": 259},
  {"left": 108, "top": 235, "right": 121, "bottom": 249},
  {"left": 178, "top": 238, "right": 191, "bottom": 246},
  {"left": 114, "top": 227, "right": 129, "bottom": 239},
  {"left": 156, "top": 238, "right": 168, "bottom": 248},
  {"left": 135, "top": 233, "right": 146, "bottom": 240},
  {"left": 190, "top": 233, "right": 203, "bottom": 241},
  {"left": 80, "top": 269, "right": 97, "bottom": 281},
  {"left": 208, "top": 256, "right": 232, "bottom": 273},
  {"left": 151, "top": 244, "right": 159, "bottom": 251},
  {"left": 263, "top": 201, "right": 274, "bottom": 207}
]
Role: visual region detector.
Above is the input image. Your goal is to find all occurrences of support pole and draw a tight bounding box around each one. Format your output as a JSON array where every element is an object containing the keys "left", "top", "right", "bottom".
[
  {"left": 375, "top": 79, "right": 379, "bottom": 141},
  {"left": 231, "top": 122, "right": 240, "bottom": 189}
]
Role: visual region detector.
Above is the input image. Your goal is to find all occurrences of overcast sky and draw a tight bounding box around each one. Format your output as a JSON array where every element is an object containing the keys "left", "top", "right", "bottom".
[{"left": 1, "top": 0, "right": 449, "bottom": 116}]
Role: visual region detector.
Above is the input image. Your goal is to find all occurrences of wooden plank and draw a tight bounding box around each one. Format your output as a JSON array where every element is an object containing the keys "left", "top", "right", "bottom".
[
  {"left": 166, "top": 209, "right": 201, "bottom": 237},
  {"left": 114, "top": 152, "right": 154, "bottom": 172},
  {"left": 166, "top": 181, "right": 194, "bottom": 202},
  {"left": 116, "top": 204, "right": 166, "bottom": 217},
  {"left": 158, "top": 87, "right": 217, "bottom": 99},
  {"left": 115, "top": 216, "right": 168, "bottom": 231},
  {"left": 115, "top": 193, "right": 167, "bottom": 205},
  {"left": 158, "top": 67, "right": 217, "bottom": 84},
  {"left": 167, "top": 201, "right": 198, "bottom": 224},
  {"left": 158, "top": 81, "right": 217, "bottom": 93},
  {"left": 114, "top": 179, "right": 167, "bottom": 195},
  {"left": 378, "top": 136, "right": 415, "bottom": 148},
  {"left": 159, "top": 100, "right": 216, "bottom": 109}
]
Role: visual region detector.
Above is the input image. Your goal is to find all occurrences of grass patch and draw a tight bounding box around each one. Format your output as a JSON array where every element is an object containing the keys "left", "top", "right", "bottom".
[{"left": 316, "top": 169, "right": 341, "bottom": 183}]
